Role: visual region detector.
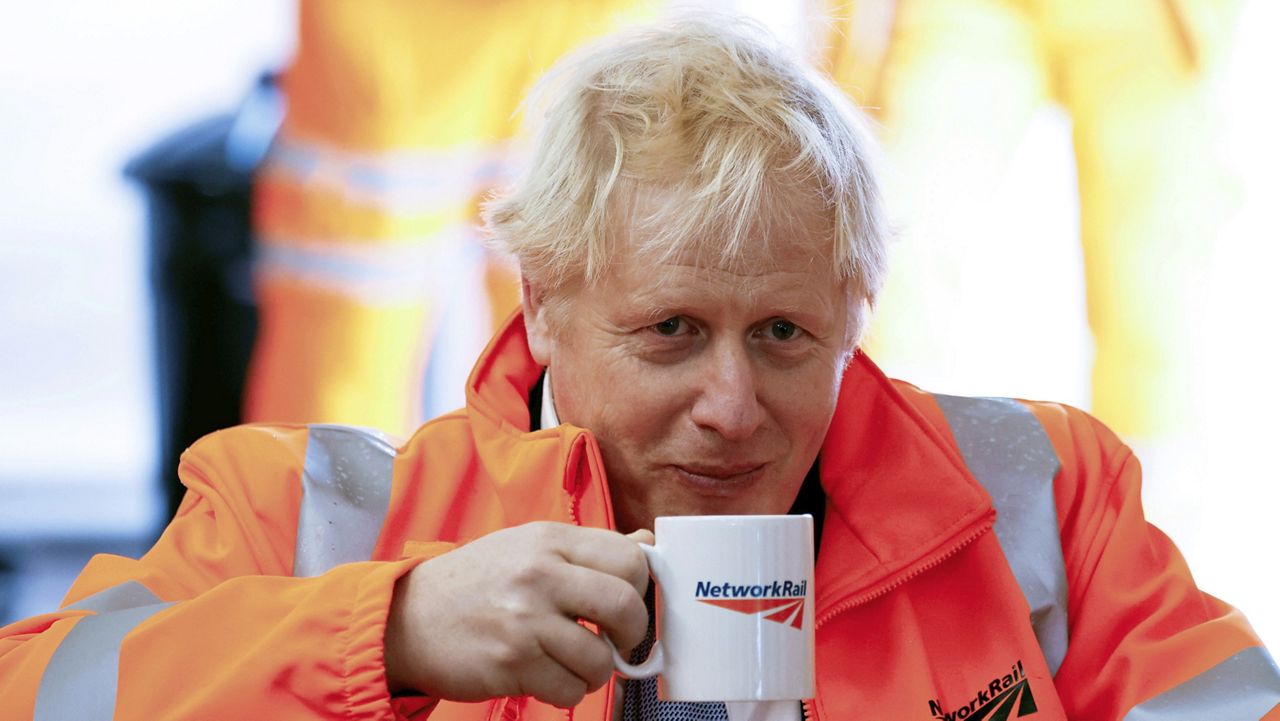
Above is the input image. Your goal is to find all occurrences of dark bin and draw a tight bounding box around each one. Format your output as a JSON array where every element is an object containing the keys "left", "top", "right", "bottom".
[{"left": 125, "top": 73, "right": 280, "bottom": 524}]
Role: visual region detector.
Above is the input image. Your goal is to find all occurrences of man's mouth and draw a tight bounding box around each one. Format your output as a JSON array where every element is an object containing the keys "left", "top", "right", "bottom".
[{"left": 671, "top": 462, "right": 767, "bottom": 492}]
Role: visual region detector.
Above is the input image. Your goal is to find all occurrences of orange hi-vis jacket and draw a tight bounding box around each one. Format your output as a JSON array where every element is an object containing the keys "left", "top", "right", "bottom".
[{"left": 2, "top": 314, "right": 1277, "bottom": 720}]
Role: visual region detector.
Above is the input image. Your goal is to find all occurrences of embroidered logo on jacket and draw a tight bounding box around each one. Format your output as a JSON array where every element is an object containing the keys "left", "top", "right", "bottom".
[
  {"left": 928, "top": 660, "right": 1037, "bottom": 721},
  {"left": 694, "top": 580, "right": 807, "bottom": 629}
]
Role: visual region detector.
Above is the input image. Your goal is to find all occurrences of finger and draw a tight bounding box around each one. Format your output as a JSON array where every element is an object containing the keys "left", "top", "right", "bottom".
[
  {"left": 519, "top": 650, "right": 592, "bottom": 709},
  {"left": 626, "top": 528, "right": 655, "bottom": 546},
  {"left": 548, "top": 563, "right": 649, "bottom": 653},
  {"left": 547, "top": 526, "right": 651, "bottom": 594},
  {"left": 535, "top": 615, "right": 617, "bottom": 691}
]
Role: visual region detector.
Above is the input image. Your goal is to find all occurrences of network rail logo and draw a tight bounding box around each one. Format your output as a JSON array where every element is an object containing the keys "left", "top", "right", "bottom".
[
  {"left": 694, "top": 580, "right": 808, "bottom": 629},
  {"left": 928, "top": 660, "right": 1038, "bottom": 721}
]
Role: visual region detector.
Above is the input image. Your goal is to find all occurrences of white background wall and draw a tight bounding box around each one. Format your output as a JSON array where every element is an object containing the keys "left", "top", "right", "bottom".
[{"left": 0, "top": 1, "right": 294, "bottom": 543}]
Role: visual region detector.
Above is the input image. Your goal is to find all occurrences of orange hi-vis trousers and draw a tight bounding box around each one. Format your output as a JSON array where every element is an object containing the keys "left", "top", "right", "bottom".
[
  {"left": 245, "top": 0, "right": 650, "bottom": 436},
  {"left": 823, "top": 0, "right": 1238, "bottom": 439}
]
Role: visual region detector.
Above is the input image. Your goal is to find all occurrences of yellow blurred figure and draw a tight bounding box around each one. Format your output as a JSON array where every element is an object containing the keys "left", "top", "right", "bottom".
[
  {"left": 246, "top": 0, "right": 650, "bottom": 435},
  {"left": 823, "top": 0, "right": 1237, "bottom": 440}
]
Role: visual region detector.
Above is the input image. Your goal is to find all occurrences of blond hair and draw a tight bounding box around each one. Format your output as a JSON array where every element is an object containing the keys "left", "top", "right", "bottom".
[{"left": 484, "top": 12, "right": 888, "bottom": 334}]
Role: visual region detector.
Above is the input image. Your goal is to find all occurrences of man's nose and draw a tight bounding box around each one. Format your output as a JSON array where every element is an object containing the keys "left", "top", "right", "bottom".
[{"left": 688, "top": 342, "right": 766, "bottom": 441}]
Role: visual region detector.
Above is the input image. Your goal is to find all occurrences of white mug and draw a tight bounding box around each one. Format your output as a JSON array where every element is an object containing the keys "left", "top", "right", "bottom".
[{"left": 607, "top": 514, "right": 816, "bottom": 702}]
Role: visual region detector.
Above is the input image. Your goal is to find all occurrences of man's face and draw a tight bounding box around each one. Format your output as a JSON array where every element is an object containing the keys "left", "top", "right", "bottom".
[{"left": 524, "top": 230, "right": 854, "bottom": 534}]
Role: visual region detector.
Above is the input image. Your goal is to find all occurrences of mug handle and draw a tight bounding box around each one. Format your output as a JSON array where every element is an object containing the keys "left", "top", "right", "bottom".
[{"left": 603, "top": 543, "right": 665, "bottom": 678}]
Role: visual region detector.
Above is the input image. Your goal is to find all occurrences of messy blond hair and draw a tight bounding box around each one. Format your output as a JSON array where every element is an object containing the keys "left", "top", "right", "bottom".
[{"left": 484, "top": 12, "right": 888, "bottom": 334}]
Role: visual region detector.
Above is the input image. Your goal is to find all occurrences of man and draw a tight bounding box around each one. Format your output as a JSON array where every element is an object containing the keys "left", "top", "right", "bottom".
[{"left": 2, "top": 15, "right": 1277, "bottom": 721}]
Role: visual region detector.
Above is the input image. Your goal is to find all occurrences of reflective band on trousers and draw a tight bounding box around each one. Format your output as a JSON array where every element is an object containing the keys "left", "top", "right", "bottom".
[
  {"left": 254, "top": 226, "right": 475, "bottom": 305},
  {"left": 933, "top": 394, "right": 1069, "bottom": 676},
  {"left": 34, "top": 586, "right": 172, "bottom": 721},
  {"left": 265, "top": 135, "right": 516, "bottom": 214},
  {"left": 293, "top": 424, "right": 396, "bottom": 577},
  {"left": 1123, "top": 646, "right": 1280, "bottom": 720}
]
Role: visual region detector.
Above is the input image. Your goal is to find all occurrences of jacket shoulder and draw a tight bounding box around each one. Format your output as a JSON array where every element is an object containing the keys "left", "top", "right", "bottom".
[
  {"left": 178, "top": 423, "right": 314, "bottom": 502},
  {"left": 887, "top": 379, "right": 1130, "bottom": 485}
]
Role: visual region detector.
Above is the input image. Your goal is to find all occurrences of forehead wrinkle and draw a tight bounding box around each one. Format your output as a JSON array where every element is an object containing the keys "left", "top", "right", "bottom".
[
  {"left": 647, "top": 237, "right": 834, "bottom": 279},
  {"left": 625, "top": 263, "right": 840, "bottom": 324}
]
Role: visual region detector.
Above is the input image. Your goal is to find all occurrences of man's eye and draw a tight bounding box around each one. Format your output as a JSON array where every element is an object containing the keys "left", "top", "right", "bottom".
[
  {"left": 653, "top": 317, "right": 685, "bottom": 336},
  {"left": 769, "top": 319, "right": 798, "bottom": 341}
]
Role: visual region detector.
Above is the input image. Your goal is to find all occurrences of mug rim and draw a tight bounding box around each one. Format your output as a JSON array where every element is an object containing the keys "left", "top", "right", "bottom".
[{"left": 653, "top": 513, "right": 812, "bottom": 525}]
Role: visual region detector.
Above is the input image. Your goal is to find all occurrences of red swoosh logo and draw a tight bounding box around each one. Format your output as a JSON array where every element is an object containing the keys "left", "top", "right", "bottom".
[{"left": 697, "top": 596, "right": 806, "bottom": 629}]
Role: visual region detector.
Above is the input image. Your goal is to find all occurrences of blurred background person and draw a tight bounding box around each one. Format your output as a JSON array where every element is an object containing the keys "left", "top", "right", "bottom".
[
  {"left": 819, "top": 0, "right": 1239, "bottom": 529},
  {"left": 246, "top": 0, "right": 652, "bottom": 438}
]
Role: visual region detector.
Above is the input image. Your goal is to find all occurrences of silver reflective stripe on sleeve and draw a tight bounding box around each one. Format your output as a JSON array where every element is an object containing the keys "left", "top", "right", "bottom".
[
  {"left": 293, "top": 424, "right": 396, "bottom": 577},
  {"left": 933, "top": 394, "right": 1068, "bottom": 675},
  {"left": 33, "top": 600, "right": 175, "bottom": 721},
  {"left": 65, "top": 580, "right": 161, "bottom": 613},
  {"left": 1123, "top": 646, "right": 1280, "bottom": 720}
]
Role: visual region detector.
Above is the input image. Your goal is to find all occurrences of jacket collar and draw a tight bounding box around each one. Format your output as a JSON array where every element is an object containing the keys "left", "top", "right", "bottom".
[
  {"left": 812, "top": 352, "right": 994, "bottom": 617},
  {"left": 461, "top": 313, "right": 603, "bottom": 527},
  {"left": 464, "top": 313, "right": 994, "bottom": 615}
]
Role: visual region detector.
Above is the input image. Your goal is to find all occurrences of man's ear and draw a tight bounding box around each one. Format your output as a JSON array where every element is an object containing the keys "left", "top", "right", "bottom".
[{"left": 521, "top": 274, "right": 555, "bottom": 366}]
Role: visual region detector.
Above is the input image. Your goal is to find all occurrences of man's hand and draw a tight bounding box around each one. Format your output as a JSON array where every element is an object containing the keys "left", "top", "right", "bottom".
[{"left": 384, "top": 522, "right": 653, "bottom": 708}]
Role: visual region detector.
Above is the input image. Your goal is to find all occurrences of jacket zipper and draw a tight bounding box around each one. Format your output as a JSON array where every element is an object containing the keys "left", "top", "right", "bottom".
[
  {"left": 566, "top": 433, "right": 614, "bottom": 721},
  {"left": 569, "top": 489, "right": 584, "bottom": 527},
  {"left": 566, "top": 432, "right": 596, "bottom": 529},
  {"left": 801, "top": 518, "right": 995, "bottom": 721},
  {"left": 814, "top": 519, "right": 992, "bottom": 629}
]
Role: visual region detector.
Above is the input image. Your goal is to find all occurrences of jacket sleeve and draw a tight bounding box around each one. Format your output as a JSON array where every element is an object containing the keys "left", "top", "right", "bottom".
[
  {"left": 0, "top": 424, "right": 450, "bottom": 721},
  {"left": 1043, "top": 407, "right": 1280, "bottom": 720}
]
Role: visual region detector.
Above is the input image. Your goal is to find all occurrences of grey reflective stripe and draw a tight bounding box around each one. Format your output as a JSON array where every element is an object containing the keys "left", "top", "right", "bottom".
[
  {"left": 1123, "top": 646, "right": 1280, "bottom": 720},
  {"left": 933, "top": 394, "right": 1068, "bottom": 675},
  {"left": 65, "top": 580, "right": 161, "bottom": 613},
  {"left": 33, "top": 601, "right": 174, "bottom": 721},
  {"left": 293, "top": 424, "right": 397, "bottom": 577}
]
